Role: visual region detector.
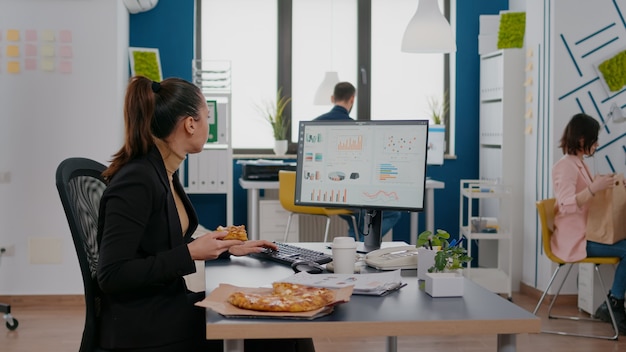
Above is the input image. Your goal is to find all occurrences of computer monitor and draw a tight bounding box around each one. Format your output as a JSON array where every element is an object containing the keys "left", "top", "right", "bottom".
[{"left": 294, "top": 119, "right": 429, "bottom": 251}]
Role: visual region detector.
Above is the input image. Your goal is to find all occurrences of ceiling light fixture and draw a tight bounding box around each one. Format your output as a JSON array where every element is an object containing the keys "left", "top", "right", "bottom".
[
  {"left": 401, "top": 0, "right": 456, "bottom": 53},
  {"left": 314, "top": 0, "right": 340, "bottom": 105}
]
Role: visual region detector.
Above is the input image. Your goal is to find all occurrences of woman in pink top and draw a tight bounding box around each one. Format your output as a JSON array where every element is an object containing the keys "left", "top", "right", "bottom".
[{"left": 552, "top": 113, "right": 626, "bottom": 334}]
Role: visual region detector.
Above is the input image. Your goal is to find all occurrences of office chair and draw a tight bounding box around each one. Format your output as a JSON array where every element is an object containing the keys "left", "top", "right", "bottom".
[
  {"left": 55, "top": 157, "right": 110, "bottom": 352},
  {"left": 1, "top": 300, "right": 17, "bottom": 330},
  {"left": 278, "top": 170, "right": 358, "bottom": 243},
  {"left": 533, "top": 198, "right": 620, "bottom": 340}
]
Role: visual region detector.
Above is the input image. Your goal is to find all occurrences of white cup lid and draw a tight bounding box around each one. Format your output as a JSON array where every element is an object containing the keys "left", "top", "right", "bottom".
[{"left": 332, "top": 236, "right": 356, "bottom": 248}]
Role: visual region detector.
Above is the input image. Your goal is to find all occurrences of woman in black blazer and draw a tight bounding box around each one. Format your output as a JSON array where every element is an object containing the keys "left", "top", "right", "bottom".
[{"left": 97, "top": 76, "right": 314, "bottom": 352}]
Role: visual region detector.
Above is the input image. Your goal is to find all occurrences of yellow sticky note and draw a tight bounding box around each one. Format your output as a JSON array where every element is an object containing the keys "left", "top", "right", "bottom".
[
  {"left": 41, "top": 30, "right": 55, "bottom": 42},
  {"left": 7, "top": 61, "right": 20, "bottom": 74},
  {"left": 7, "top": 29, "right": 20, "bottom": 41},
  {"left": 527, "top": 48, "right": 534, "bottom": 57},
  {"left": 6, "top": 45, "right": 19, "bottom": 57},
  {"left": 41, "top": 45, "right": 55, "bottom": 57},
  {"left": 41, "top": 59, "right": 55, "bottom": 72},
  {"left": 525, "top": 62, "right": 533, "bottom": 71}
]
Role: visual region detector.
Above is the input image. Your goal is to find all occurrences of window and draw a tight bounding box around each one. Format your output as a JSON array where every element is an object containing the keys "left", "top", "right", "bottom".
[
  {"left": 291, "top": 0, "right": 358, "bottom": 142},
  {"left": 200, "top": 0, "right": 277, "bottom": 149},
  {"left": 371, "top": 0, "right": 444, "bottom": 122},
  {"left": 198, "top": 0, "right": 453, "bottom": 154}
]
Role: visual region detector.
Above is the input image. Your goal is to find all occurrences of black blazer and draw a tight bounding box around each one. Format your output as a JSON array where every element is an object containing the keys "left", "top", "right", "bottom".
[{"left": 97, "top": 147, "right": 202, "bottom": 350}]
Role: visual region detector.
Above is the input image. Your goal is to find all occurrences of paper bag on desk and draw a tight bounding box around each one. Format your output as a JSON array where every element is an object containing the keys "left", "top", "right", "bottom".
[
  {"left": 196, "top": 283, "right": 353, "bottom": 320},
  {"left": 586, "top": 173, "right": 626, "bottom": 244}
]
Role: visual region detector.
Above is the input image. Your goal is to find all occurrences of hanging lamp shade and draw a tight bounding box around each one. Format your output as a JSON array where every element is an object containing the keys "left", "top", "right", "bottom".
[
  {"left": 313, "top": 71, "right": 340, "bottom": 105},
  {"left": 401, "top": 0, "right": 456, "bottom": 53}
]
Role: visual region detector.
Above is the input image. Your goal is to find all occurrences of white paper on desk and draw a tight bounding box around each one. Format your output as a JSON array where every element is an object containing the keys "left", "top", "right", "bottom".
[{"left": 278, "top": 270, "right": 403, "bottom": 296}]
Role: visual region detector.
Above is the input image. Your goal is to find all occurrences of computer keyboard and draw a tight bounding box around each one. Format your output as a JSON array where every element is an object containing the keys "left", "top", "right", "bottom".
[{"left": 252, "top": 242, "right": 333, "bottom": 266}]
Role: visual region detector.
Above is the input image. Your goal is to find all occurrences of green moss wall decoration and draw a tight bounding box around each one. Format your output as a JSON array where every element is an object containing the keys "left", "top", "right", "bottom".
[
  {"left": 129, "top": 48, "right": 162, "bottom": 82},
  {"left": 598, "top": 50, "right": 626, "bottom": 92},
  {"left": 497, "top": 12, "right": 526, "bottom": 49}
]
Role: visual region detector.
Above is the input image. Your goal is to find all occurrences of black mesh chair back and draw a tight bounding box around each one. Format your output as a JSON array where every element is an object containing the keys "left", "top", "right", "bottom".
[{"left": 55, "top": 157, "right": 108, "bottom": 352}]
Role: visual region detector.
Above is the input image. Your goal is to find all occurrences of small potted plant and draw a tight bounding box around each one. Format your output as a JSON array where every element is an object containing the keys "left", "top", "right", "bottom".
[
  {"left": 258, "top": 87, "right": 292, "bottom": 155},
  {"left": 416, "top": 229, "right": 449, "bottom": 280},
  {"left": 417, "top": 229, "right": 472, "bottom": 297},
  {"left": 426, "top": 91, "right": 449, "bottom": 126},
  {"left": 429, "top": 242, "right": 472, "bottom": 274},
  {"left": 417, "top": 229, "right": 450, "bottom": 250}
]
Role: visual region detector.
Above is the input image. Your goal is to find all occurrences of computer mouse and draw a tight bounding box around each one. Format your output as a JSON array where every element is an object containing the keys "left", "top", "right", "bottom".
[{"left": 291, "top": 260, "right": 324, "bottom": 274}]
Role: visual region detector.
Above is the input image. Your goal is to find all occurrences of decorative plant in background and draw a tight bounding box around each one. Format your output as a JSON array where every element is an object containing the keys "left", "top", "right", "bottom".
[
  {"left": 130, "top": 48, "right": 162, "bottom": 81},
  {"left": 497, "top": 12, "right": 526, "bottom": 49},
  {"left": 257, "top": 87, "right": 292, "bottom": 140},
  {"left": 426, "top": 91, "right": 449, "bottom": 125},
  {"left": 598, "top": 50, "right": 626, "bottom": 92}
]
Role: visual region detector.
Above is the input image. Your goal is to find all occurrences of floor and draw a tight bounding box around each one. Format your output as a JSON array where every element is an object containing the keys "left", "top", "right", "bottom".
[{"left": 2, "top": 291, "right": 626, "bottom": 352}]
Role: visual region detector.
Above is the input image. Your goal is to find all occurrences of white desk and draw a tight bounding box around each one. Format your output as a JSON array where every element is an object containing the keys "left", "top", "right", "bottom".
[{"left": 239, "top": 178, "right": 445, "bottom": 243}]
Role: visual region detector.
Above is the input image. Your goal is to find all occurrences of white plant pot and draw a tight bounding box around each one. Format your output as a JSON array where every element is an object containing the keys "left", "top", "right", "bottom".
[
  {"left": 273, "top": 140, "right": 288, "bottom": 155},
  {"left": 417, "top": 247, "right": 438, "bottom": 280},
  {"left": 424, "top": 271, "right": 464, "bottom": 297}
]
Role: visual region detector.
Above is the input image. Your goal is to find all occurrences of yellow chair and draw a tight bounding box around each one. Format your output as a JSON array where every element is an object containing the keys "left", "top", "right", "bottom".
[
  {"left": 279, "top": 170, "right": 358, "bottom": 243},
  {"left": 534, "top": 198, "right": 620, "bottom": 340}
]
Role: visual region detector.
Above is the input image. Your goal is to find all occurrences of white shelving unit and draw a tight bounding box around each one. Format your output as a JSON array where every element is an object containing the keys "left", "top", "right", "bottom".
[
  {"left": 460, "top": 179, "right": 513, "bottom": 299},
  {"left": 183, "top": 61, "right": 234, "bottom": 225},
  {"left": 477, "top": 49, "right": 525, "bottom": 290}
]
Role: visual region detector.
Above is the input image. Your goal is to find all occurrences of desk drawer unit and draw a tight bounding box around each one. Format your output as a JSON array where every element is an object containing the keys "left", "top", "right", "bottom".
[
  {"left": 578, "top": 263, "right": 615, "bottom": 315},
  {"left": 259, "top": 200, "right": 299, "bottom": 242}
]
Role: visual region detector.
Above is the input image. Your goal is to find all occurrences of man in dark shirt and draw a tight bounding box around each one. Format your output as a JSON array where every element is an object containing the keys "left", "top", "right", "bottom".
[{"left": 314, "top": 82, "right": 402, "bottom": 240}]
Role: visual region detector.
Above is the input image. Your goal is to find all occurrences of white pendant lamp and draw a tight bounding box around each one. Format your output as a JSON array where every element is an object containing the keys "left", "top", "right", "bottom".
[
  {"left": 314, "top": 71, "right": 340, "bottom": 105},
  {"left": 314, "top": 0, "right": 340, "bottom": 105},
  {"left": 401, "top": 0, "right": 456, "bottom": 53}
]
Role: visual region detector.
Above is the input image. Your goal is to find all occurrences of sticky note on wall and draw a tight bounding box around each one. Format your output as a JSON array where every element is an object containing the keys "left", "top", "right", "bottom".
[
  {"left": 7, "top": 29, "right": 20, "bottom": 41},
  {"left": 41, "top": 59, "right": 55, "bottom": 72},
  {"left": 6, "top": 45, "right": 19, "bottom": 57},
  {"left": 59, "top": 45, "right": 72, "bottom": 58},
  {"left": 25, "top": 44, "right": 37, "bottom": 56},
  {"left": 41, "top": 45, "right": 55, "bottom": 57},
  {"left": 59, "top": 30, "right": 72, "bottom": 43},
  {"left": 25, "top": 29, "right": 37, "bottom": 41},
  {"left": 7, "top": 61, "right": 20, "bottom": 73},
  {"left": 25, "top": 58, "right": 37, "bottom": 71},
  {"left": 59, "top": 61, "right": 72, "bottom": 74},
  {"left": 41, "top": 30, "right": 55, "bottom": 42}
]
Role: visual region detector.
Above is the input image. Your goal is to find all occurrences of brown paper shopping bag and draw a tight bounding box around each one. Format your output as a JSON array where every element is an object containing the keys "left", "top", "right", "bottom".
[{"left": 586, "top": 173, "right": 626, "bottom": 244}]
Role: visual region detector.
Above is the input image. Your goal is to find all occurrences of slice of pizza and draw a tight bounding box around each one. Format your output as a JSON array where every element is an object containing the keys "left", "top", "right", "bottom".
[
  {"left": 227, "top": 282, "right": 334, "bottom": 312},
  {"left": 216, "top": 225, "right": 248, "bottom": 241}
]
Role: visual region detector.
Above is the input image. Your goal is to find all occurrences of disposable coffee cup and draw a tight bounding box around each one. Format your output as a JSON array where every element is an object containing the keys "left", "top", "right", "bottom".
[{"left": 332, "top": 237, "right": 357, "bottom": 274}]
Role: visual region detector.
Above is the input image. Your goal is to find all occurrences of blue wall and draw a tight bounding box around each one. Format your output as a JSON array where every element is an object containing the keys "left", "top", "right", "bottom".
[
  {"left": 129, "top": 0, "right": 195, "bottom": 81},
  {"left": 129, "top": 0, "right": 509, "bottom": 239}
]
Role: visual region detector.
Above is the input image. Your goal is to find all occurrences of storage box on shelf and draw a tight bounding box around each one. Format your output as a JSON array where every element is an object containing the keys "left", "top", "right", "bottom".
[{"left": 459, "top": 179, "right": 513, "bottom": 299}]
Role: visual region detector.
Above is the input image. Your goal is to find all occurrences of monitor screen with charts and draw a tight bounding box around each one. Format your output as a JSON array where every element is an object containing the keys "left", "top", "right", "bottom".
[{"left": 294, "top": 120, "right": 429, "bottom": 251}]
